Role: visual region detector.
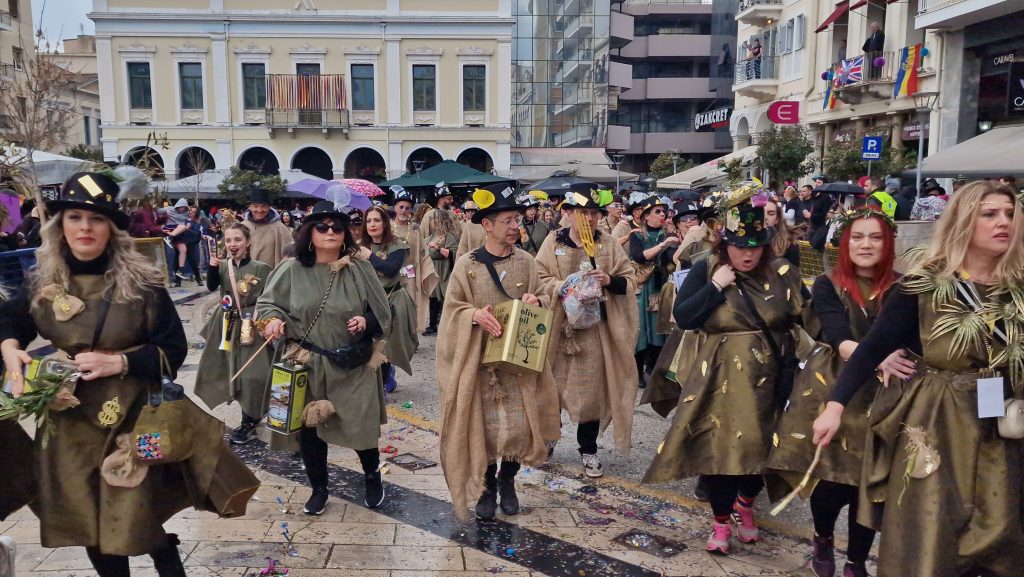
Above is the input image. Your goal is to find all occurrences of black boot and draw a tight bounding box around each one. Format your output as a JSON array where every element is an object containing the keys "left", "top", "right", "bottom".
[
  {"left": 86, "top": 547, "right": 130, "bottom": 577},
  {"left": 423, "top": 299, "right": 439, "bottom": 336},
  {"left": 150, "top": 534, "right": 187, "bottom": 577},
  {"left": 364, "top": 471, "right": 385, "bottom": 508},
  {"left": 475, "top": 464, "right": 498, "bottom": 520},
  {"left": 497, "top": 461, "right": 521, "bottom": 515}
]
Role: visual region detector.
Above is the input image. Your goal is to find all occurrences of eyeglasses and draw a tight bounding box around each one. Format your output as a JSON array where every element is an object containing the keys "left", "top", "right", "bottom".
[
  {"left": 678, "top": 215, "right": 698, "bottom": 222},
  {"left": 314, "top": 222, "right": 345, "bottom": 233},
  {"left": 609, "top": 203, "right": 624, "bottom": 209},
  {"left": 652, "top": 209, "right": 666, "bottom": 216},
  {"left": 464, "top": 208, "right": 478, "bottom": 213}
]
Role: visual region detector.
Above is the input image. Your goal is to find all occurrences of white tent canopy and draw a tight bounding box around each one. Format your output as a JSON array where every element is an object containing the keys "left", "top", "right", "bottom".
[
  {"left": 657, "top": 145, "right": 759, "bottom": 190},
  {"left": 918, "top": 126, "right": 1024, "bottom": 178},
  {"left": 520, "top": 163, "right": 638, "bottom": 184},
  {"left": 162, "top": 169, "right": 325, "bottom": 199},
  {"left": 0, "top": 147, "right": 96, "bottom": 186}
]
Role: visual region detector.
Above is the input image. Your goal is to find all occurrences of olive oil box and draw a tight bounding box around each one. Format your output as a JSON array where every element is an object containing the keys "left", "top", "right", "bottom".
[
  {"left": 267, "top": 361, "right": 308, "bottom": 435},
  {"left": 481, "top": 299, "right": 553, "bottom": 375}
]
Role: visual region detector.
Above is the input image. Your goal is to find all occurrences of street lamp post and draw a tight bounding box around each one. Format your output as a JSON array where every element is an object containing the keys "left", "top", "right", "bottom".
[
  {"left": 912, "top": 91, "right": 939, "bottom": 197},
  {"left": 612, "top": 154, "right": 625, "bottom": 194},
  {"left": 670, "top": 150, "right": 680, "bottom": 174},
  {"left": 412, "top": 159, "right": 426, "bottom": 174}
]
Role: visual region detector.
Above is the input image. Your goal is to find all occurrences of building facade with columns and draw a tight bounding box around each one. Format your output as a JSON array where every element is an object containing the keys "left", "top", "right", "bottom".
[
  {"left": 730, "top": 0, "right": 943, "bottom": 180},
  {"left": 90, "top": 0, "right": 513, "bottom": 182}
]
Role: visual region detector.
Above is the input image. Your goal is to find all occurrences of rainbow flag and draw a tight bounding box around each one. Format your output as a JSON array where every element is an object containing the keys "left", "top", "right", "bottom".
[
  {"left": 823, "top": 68, "right": 837, "bottom": 110},
  {"left": 893, "top": 43, "right": 922, "bottom": 98}
]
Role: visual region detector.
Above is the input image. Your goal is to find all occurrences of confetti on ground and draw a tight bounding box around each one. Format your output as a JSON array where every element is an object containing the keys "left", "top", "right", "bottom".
[{"left": 612, "top": 529, "right": 687, "bottom": 558}]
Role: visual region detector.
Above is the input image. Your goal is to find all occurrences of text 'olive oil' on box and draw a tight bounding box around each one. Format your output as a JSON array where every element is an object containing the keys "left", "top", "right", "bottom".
[
  {"left": 481, "top": 299, "right": 554, "bottom": 375},
  {"left": 267, "top": 362, "right": 308, "bottom": 435}
]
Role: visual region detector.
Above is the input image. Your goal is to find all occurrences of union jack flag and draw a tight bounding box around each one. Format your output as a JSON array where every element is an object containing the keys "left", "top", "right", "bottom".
[{"left": 838, "top": 55, "right": 863, "bottom": 85}]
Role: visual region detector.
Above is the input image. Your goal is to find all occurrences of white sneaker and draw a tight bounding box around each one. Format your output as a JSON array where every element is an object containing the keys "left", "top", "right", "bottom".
[
  {"left": 0, "top": 536, "right": 16, "bottom": 577},
  {"left": 581, "top": 454, "right": 603, "bottom": 478}
]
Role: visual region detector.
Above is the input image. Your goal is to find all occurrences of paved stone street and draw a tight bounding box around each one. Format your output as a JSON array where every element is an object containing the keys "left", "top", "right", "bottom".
[{"left": 3, "top": 285, "right": 876, "bottom": 577}]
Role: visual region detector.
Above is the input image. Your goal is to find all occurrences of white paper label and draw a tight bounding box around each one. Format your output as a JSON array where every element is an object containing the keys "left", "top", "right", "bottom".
[
  {"left": 673, "top": 269, "right": 690, "bottom": 287},
  {"left": 977, "top": 376, "right": 1006, "bottom": 419}
]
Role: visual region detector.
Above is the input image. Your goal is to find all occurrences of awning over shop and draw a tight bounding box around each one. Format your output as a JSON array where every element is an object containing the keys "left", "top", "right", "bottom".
[
  {"left": 656, "top": 145, "right": 758, "bottom": 190},
  {"left": 163, "top": 169, "right": 324, "bottom": 199},
  {"left": 520, "top": 163, "right": 638, "bottom": 184},
  {"left": 816, "top": 1, "right": 850, "bottom": 33},
  {"left": 917, "top": 126, "right": 1024, "bottom": 178}
]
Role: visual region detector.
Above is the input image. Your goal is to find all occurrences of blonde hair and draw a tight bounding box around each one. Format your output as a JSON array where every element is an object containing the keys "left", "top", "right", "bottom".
[
  {"left": 31, "top": 211, "right": 166, "bottom": 308},
  {"left": 767, "top": 200, "right": 795, "bottom": 258},
  {"left": 426, "top": 208, "right": 459, "bottom": 239},
  {"left": 912, "top": 181, "right": 1024, "bottom": 281}
]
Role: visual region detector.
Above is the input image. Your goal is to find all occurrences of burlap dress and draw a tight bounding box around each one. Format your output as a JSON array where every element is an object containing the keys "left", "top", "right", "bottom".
[
  {"left": 767, "top": 274, "right": 880, "bottom": 490},
  {"left": 644, "top": 258, "right": 805, "bottom": 483},
  {"left": 428, "top": 232, "right": 460, "bottom": 301},
  {"left": 436, "top": 248, "right": 562, "bottom": 520},
  {"left": 535, "top": 229, "right": 639, "bottom": 454},
  {"left": 194, "top": 258, "right": 273, "bottom": 418},
  {"left": 393, "top": 221, "right": 438, "bottom": 332},
  {"left": 11, "top": 274, "right": 257, "bottom": 556},
  {"left": 849, "top": 281, "right": 1024, "bottom": 577},
  {"left": 256, "top": 257, "right": 392, "bottom": 451},
  {"left": 370, "top": 241, "right": 419, "bottom": 375}
]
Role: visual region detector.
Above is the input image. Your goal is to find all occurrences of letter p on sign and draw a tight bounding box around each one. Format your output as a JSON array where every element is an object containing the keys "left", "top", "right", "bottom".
[{"left": 862, "top": 136, "right": 882, "bottom": 160}]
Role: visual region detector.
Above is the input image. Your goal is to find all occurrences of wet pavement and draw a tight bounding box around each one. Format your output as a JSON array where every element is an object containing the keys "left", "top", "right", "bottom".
[{"left": 3, "top": 285, "right": 876, "bottom": 576}]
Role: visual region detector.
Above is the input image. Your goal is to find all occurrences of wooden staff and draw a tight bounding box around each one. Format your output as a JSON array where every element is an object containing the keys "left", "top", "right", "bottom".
[
  {"left": 230, "top": 335, "right": 275, "bottom": 383},
  {"left": 770, "top": 442, "right": 824, "bottom": 516}
]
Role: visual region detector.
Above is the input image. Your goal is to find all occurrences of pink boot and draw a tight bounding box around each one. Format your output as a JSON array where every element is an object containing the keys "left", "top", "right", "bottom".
[
  {"left": 732, "top": 499, "right": 760, "bottom": 543},
  {"left": 705, "top": 522, "right": 732, "bottom": 555}
]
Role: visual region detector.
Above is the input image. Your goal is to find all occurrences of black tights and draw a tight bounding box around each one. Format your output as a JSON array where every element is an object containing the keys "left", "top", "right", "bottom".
[
  {"left": 810, "top": 480, "right": 876, "bottom": 565},
  {"left": 706, "top": 474, "right": 763, "bottom": 517},
  {"left": 577, "top": 421, "right": 600, "bottom": 455},
  {"left": 299, "top": 426, "right": 380, "bottom": 489}
]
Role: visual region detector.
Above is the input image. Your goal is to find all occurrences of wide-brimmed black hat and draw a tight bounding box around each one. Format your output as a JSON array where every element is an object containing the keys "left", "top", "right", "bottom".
[
  {"left": 48, "top": 172, "right": 130, "bottom": 230},
  {"left": 672, "top": 201, "right": 701, "bottom": 223},
  {"left": 390, "top": 185, "right": 414, "bottom": 205},
  {"left": 561, "top": 189, "right": 614, "bottom": 213},
  {"left": 626, "top": 191, "right": 649, "bottom": 212},
  {"left": 471, "top": 184, "right": 525, "bottom": 224},
  {"left": 720, "top": 203, "right": 772, "bottom": 248},
  {"left": 250, "top": 188, "right": 273, "bottom": 205},
  {"left": 639, "top": 195, "right": 669, "bottom": 215},
  {"left": 305, "top": 200, "right": 351, "bottom": 225}
]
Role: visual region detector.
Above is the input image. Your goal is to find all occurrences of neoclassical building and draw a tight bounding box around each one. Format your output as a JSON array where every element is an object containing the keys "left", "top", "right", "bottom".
[{"left": 91, "top": 0, "right": 514, "bottom": 180}]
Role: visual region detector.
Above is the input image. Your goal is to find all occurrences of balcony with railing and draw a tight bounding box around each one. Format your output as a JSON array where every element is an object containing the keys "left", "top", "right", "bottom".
[
  {"left": 733, "top": 56, "right": 778, "bottom": 99},
  {"left": 823, "top": 43, "right": 934, "bottom": 102},
  {"left": 265, "top": 74, "right": 349, "bottom": 133},
  {"left": 736, "top": 0, "right": 782, "bottom": 27}
]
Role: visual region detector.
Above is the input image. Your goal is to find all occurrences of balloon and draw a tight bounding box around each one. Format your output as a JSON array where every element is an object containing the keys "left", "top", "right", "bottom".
[
  {"left": 874, "top": 56, "right": 886, "bottom": 68},
  {"left": 324, "top": 181, "right": 351, "bottom": 210},
  {"left": 821, "top": 70, "right": 829, "bottom": 80},
  {"left": 920, "top": 47, "right": 929, "bottom": 57}
]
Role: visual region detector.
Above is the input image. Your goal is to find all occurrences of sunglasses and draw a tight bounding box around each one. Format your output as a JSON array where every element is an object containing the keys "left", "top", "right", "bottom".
[
  {"left": 609, "top": 203, "right": 624, "bottom": 209},
  {"left": 464, "top": 208, "right": 478, "bottom": 213},
  {"left": 678, "top": 214, "right": 698, "bottom": 222},
  {"left": 652, "top": 209, "right": 666, "bottom": 215},
  {"left": 313, "top": 222, "right": 345, "bottom": 233}
]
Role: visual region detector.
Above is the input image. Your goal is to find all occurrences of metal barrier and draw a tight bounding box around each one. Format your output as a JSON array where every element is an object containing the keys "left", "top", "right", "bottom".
[
  {"left": 0, "top": 238, "right": 172, "bottom": 294},
  {"left": 796, "top": 240, "right": 837, "bottom": 282}
]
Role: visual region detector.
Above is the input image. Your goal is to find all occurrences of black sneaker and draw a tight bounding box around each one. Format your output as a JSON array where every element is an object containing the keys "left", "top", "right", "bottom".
[
  {"left": 364, "top": 471, "right": 385, "bottom": 508},
  {"left": 422, "top": 326, "right": 437, "bottom": 336},
  {"left": 174, "top": 271, "right": 189, "bottom": 280},
  {"left": 303, "top": 488, "right": 328, "bottom": 515},
  {"left": 229, "top": 421, "right": 258, "bottom": 445}
]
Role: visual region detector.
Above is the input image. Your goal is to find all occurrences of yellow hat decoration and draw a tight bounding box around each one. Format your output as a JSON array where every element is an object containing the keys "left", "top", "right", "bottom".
[{"left": 472, "top": 188, "right": 495, "bottom": 210}]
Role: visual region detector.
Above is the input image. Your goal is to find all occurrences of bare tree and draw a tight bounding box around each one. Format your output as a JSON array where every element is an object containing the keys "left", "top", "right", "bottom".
[
  {"left": 0, "top": 34, "right": 84, "bottom": 214},
  {"left": 181, "top": 148, "right": 213, "bottom": 206}
]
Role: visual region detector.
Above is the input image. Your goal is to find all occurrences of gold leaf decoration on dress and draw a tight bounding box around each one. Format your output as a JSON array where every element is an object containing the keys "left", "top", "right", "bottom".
[
  {"left": 736, "top": 431, "right": 743, "bottom": 439},
  {"left": 841, "top": 436, "right": 849, "bottom": 451},
  {"left": 790, "top": 433, "right": 806, "bottom": 440},
  {"left": 900, "top": 425, "right": 942, "bottom": 505},
  {"left": 701, "top": 361, "right": 708, "bottom": 376},
  {"left": 772, "top": 433, "right": 780, "bottom": 447},
  {"left": 787, "top": 288, "right": 792, "bottom": 301},
  {"left": 657, "top": 441, "right": 665, "bottom": 454},
  {"left": 756, "top": 376, "right": 767, "bottom": 387},
  {"left": 734, "top": 356, "right": 743, "bottom": 371},
  {"left": 683, "top": 395, "right": 696, "bottom": 403},
  {"left": 721, "top": 380, "right": 728, "bottom": 395},
  {"left": 764, "top": 294, "right": 775, "bottom": 301},
  {"left": 763, "top": 282, "right": 770, "bottom": 292},
  {"left": 815, "top": 372, "right": 827, "bottom": 386},
  {"left": 709, "top": 415, "right": 721, "bottom": 428},
  {"left": 751, "top": 348, "right": 764, "bottom": 364},
  {"left": 801, "top": 389, "right": 814, "bottom": 397},
  {"left": 777, "top": 264, "right": 790, "bottom": 276}
]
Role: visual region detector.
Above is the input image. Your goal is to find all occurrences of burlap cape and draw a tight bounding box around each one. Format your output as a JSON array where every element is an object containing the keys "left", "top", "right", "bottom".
[
  {"left": 243, "top": 219, "right": 294, "bottom": 268},
  {"left": 394, "top": 221, "right": 438, "bottom": 331},
  {"left": 535, "top": 230, "right": 639, "bottom": 455},
  {"left": 456, "top": 222, "right": 487, "bottom": 258},
  {"left": 435, "top": 248, "right": 561, "bottom": 521}
]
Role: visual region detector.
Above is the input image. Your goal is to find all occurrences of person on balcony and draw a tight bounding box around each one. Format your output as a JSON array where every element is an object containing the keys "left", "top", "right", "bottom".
[{"left": 862, "top": 22, "right": 884, "bottom": 80}]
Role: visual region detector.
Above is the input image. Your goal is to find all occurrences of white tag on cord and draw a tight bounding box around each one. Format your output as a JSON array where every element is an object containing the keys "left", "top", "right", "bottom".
[
  {"left": 554, "top": 248, "right": 566, "bottom": 256},
  {"left": 499, "top": 270, "right": 507, "bottom": 282},
  {"left": 977, "top": 377, "right": 1006, "bottom": 418}
]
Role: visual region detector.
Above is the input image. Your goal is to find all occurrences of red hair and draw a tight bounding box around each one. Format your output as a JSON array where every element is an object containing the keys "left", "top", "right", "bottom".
[{"left": 831, "top": 213, "right": 897, "bottom": 307}]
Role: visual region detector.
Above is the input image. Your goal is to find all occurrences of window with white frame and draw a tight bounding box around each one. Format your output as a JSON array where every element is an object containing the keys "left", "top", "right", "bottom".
[
  {"left": 413, "top": 65, "right": 436, "bottom": 112},
  {"left": 351, "top": 64, "right": 375, "bottom": 111},
  {"left": 463, "top": 65, "right": 486, "bottom": 113},
  {"left": 794, "top": 15, "right": 806, "bottom": 51},
  {"left": 242, "top": 63, "right": 266, "bottom": 109},
  {"left": 127, "top": 62, "right": 152, "bottom": 109},
  {"left": 179, "top": 62, "right": 203, "bottom": 109},
  {"left": 779, "top": 20, "right": 793, "bottom": 54}
]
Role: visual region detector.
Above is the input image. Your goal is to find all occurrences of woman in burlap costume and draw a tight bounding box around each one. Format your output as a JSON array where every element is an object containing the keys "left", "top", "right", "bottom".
[
  {"left": 0, "top": 172, "right": 258, "bottom": 577},
  {"left": 360, "top": 205, "right": 418, "bottom": 394},
  {"left": 258, "top": 201, "right": 393, "bottom": 515},
  {"left": 535, "top": 192, "right": 639, "bottom": 479},
  {"left": 390, "top": 187, "right": 438, "bottom": 333},
  {"left": 813, "top": 182, "right": 1024, "bottom": 577},
  {"left": 767, "top": 210, "right": 901, "bottom": 577},
  {"left": 195, "top": 223, "right": 273, "bottom": 445},
  {"left": 423, "top": 208, "right": 460, "bottom": 336},
  {"left": 436, "top": 186, "right": 561, "bottom": 522},
  {"left": 644, "top": 188, "right": 805, "bottom": 556}
]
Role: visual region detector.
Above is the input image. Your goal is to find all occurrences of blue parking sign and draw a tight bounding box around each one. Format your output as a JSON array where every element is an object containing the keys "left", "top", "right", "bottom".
[{"left": 862, "top": 136, "right": 883, "bottom": 160}]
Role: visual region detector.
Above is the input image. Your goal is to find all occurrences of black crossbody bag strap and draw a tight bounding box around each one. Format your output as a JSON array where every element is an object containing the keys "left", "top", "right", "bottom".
[
  {"left": 473, "top": 246, "right": 513, "bottom": 300},
  {"left": 90, "top": 298, "right": 113, "bottom": 350}
]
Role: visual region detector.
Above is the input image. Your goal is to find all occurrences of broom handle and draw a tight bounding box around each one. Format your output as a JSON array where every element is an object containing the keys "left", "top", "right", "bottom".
[
  {"left": 770, "top": 442, "right": 824, "bottom": 517},
  {"left": 230, "top": 336, "right": 274, "bottom": 383}
]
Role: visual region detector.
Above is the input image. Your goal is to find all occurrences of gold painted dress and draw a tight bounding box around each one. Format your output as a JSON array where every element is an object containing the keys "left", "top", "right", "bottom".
[
  {"left": 842, "top": 273, "right": 1024, "bottom": 577},
  {"left": 194, "top": 258, "right": 273, "bottom": 418},
  {"left": 768, "top": 274, "right": 880, "bottom": 490},
  {"left": 644, "top": 257, "right": 804, "bottom": 482},
  {"left": 535, "top": 229, "right": 639, "bottom": 454}
]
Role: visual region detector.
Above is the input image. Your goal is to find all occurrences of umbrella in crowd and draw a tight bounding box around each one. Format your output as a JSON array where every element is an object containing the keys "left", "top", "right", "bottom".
[
  {"left": 338, "top": 178, "right": 385, "bottom": 198},
  {"left": 291, "top": 178, "right": 375, "bottom": 212},
  {"left": 529, "top": 172, "right": 601, "bottom": 197},
  {"left": 813, "top": 182, "right": 863, "bottom": 195}
]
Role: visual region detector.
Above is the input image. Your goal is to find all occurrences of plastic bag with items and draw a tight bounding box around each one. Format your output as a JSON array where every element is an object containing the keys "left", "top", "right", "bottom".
[{"left": 559, "top": 262, "right": 604, "bottom": 329}]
